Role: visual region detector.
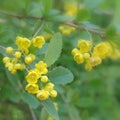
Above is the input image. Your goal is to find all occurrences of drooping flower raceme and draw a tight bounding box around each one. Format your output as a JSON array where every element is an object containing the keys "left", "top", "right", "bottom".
[
  {"left": 71, "top": 39, "right": 111, "bottom": 71},
  {"left": 3, "top": 35, "right": 57, "bottom": 101}
]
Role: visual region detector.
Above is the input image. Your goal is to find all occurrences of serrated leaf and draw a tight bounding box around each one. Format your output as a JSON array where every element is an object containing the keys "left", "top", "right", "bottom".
[
  {"left": 42, "top": 99, "right": 59, "bottom": 120},
  {"left": 44, "top": 33, "right": 62, "bottom": 67},
  {"left": 48, "top": 66, "right": 74, "bottom": 85},
  {"left": 21, "top": 92, "right": 40, "bottom": 109}
]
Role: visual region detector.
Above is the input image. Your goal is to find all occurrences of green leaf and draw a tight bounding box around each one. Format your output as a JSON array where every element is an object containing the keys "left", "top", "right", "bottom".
[
  {"left": 80, "top": 21, "right": 100, "bottom": 30},
  {"left": 44, "top": 33, "right": 62, "bottom": 67},
  {"left": 5, "top": 70, "right": 19, "bottom": 89},
  {"left": 69, "top": 106, "right": 80, "bottom": 120},
  {"left": 48, "top": 14, "right": 75, "bottom": 22},
  {"left": 42, "top": 99, "right": 59, "bottom": 120},
  {"left": 21, "top": 92, "right": 40, "bottom": 109},
  {"left": 105, "top": 26, "right": 117, "bottom": 38},
  {"left": 77, "top": 9, "right": 90, "bottom": 21},
  {"left": 112, "top": 0, "right": 120, "bottom": 31},
  {"left": 48, "top": 66, "right": 74, "bottom": 85},
  {"left": 28, "top": 2, "right": 43, "bottom": 17},
  {"left": 42, "top": 0, "right": 53, "bottom": 15},
  {"left": 84, "top": 0, "right": 103, "bottom": 10}
]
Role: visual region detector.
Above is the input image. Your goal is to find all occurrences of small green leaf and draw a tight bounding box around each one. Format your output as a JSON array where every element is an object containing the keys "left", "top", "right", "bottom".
[
  {"left": 5, "top": 70, "right": 19, "bottom": 89},
  {"left": 48, "top": 14, "right": 75, "bottom": 22},
  {"left": 42, "top": 0, "right": 53, "bottom": 15},
  {"left": 77, "top": 9, "right": 90, "bottom": 21},
  {"left": 42, "top": 99, "right": 59, "bottom": 120},
  {"left": 44, "top": 33, "right": 62, "bottom": 67},
  {"left": 28, "top": 2, "right": 43, "bottom": 17},
  {"left": 21, "top": 92, "right": 40, "bottom": 109},
  {"left": 84, "top": 0, "right": 103, "bottom": 10},
  {"left": 48, "top": 66, "right": 74, "bottom": 85},
  {"left": 105, "top": 26, "right": 117, "bottom": 38}
]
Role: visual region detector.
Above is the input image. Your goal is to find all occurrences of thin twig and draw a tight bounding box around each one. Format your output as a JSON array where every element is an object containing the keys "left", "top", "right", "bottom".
[
  {"left": 0, "top": 45, "right": 6, "bottom": 49},
  {"left": 65, "top": 22, "right": 106, "bottom": 38},
  {"left": 32, "top": 20, "right": 45, "bottom": 38},
  {"left": 29, "top": 105, "right": 37, "bottom": 120},
  {"left": 0, "top": 10, "right": 42, "bottom": 19},
  {"left": 0, "top": 10, "right": 106, "bottom": 38}
]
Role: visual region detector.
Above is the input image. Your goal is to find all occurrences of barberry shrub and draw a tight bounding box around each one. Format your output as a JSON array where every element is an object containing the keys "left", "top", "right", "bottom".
[{"left": 0, "top": 0, "right": 120, "bottom": 120}]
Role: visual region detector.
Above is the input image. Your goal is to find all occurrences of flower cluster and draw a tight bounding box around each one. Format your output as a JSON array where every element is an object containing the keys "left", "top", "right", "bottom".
[
  {"left": 59, "top": 25, "right": 75, "bottom": 35},
  {"left": 3, "top": 36, "right": 45, "bottom": 73},
  {"left": 25, "top": 61, "right": 57, "bottom": 101},
  {"left": 71, "top": 40, "right": 110, "bottom": 71},
  {"left": 3, "top": 35, "right": 57, "bottom": 101}
]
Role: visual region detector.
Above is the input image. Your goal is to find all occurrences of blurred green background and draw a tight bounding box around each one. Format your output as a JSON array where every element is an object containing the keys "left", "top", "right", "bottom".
[{"left": 0, "top": 0, "right": 120, "bottom": 120}]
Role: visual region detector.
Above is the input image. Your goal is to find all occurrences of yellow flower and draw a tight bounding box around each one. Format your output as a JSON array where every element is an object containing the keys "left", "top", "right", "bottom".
[
  {"left": 74, "top": 53, "right": 84, "bottom": 64},
  {"left": 44, "top": 33, "right": 52, "bottom": 41},
  {"left": 25, "top": 83, "right": 39, "bottom": 94},
  {"left": 7, "top": 62, "right": 14, "bottom": 70},
  {"left": 32, "top": 36, "right": 45, "bottom": 48},
  {"left": 47, "top": 116, "right": 54, "bottom": 120},
  {"left": 16, "top": 36, "right": 31, "bottom": 51},
  {"left": 11, "top": 58, "right": 18, "bottom": 66},
  {"left": 41, "top": 76, "right": 48, "bottom": 83},
  {"left": 83, "top": 53, "right": 90, "bottom": 60},
  {"left": 77, "top": 40, "right": 91, "bottom": 53},
  {"left": 44, "top": 82, "right": 54, "bottom": 91},
  {"left": 11, "top": 68, "right": 17, "bottom": 74},
  {"left": 24, "top": 54, "right": 35, "bottom": 64},
  {"left": 22, "top": 48, "right": 29, "bottom": 55},
  {"left": 35, "top": 61, "right": 48, "bottom": 75},
  {"left": 3, "top": 57, "right": 10, "bottom": 64},
  {"left": 93, "top": 42, "right": 110, "bottom": 59},
  {"left": 6, "top": 47, "right": 14, "bottom": 54},
  {"left": 26, "top": 70, "right": 39, "bottom": 84},
  {"left": 36, "top": 90, "right": 49, "bottom": 101},
  {"left": 90, "top": 57, "right": 102, "bottom": 67},
  {"left": 14, "top": 63, "right": 25, "bottom": 70},
  {"left": 85, "top": 62, "right": 92, "bottom": 71},
  {"left": 64, "top": 3, "right": 78, "bottom": 16},
  {"left": 59, "top": 25, "right": 75, "bottom": 35},
  {"left": 71, "top": 48, "right": 80, "bottom": 56},
  {"left": 14, "top": 51, "right": 21, "bottom": 59},
  {"left": 109, "top": 48, "right": 120, "bottom": 60},
  {"left": 50, "top": 90, "right": 57, "bottom": 98}
]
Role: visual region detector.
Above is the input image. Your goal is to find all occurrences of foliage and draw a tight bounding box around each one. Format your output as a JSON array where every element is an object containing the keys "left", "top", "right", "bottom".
[{"left": 0, "top": 0, "right": 120, "bottom": 120}]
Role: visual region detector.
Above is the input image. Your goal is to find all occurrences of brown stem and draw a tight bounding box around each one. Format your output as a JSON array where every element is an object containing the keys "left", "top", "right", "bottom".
[
  {"left": 0, "top": 45, "right": 6, "bottom": 49},
  {"left": 65, "top": 22, "right": 106, "bottom": 38},
  {"left": 0, "top": 10, "right": 106, "bottom": 38},
  {"left": 0, "top": 10, "right": 42, "bottom": 19}
]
